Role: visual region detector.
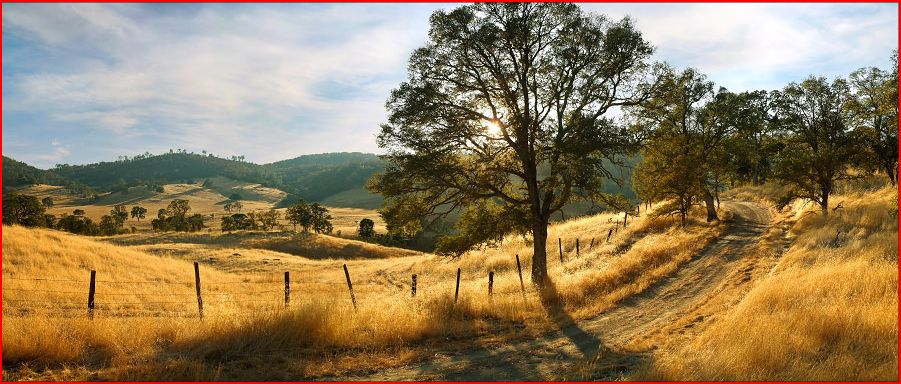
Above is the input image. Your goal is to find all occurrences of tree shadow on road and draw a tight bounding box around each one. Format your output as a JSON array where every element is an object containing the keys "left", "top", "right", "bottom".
[
  {"left": 540, "top": 279, "right": 652, "bottom": 380},
  {"left": 539, "top": 279, "right": 601, "bottom": 359}
]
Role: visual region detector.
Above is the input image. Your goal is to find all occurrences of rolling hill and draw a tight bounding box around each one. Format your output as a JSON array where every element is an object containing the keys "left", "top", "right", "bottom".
[{"left": 3, "top": 152, "right": 386, "bottom": 209}]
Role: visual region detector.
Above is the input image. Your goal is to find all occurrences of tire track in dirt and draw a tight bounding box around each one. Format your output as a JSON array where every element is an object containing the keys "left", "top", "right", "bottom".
[{"left": 330, "top": 201, "right": 772, "bottom": 381}]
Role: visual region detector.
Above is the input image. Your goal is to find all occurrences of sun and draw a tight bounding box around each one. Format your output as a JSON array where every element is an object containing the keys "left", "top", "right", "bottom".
[{"left": 482, "top": 119, "right": 502, "bottom": 137}]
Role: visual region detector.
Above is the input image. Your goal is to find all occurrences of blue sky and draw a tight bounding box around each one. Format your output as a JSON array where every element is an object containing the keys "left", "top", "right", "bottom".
[{"left": 2, "top": 3, "right": 897, "bottom": 168}]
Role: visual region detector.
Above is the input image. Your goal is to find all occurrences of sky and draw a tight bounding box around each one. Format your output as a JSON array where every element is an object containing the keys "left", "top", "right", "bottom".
[{"left": 2, "top": 3, "right": 897, "bottom": 169}]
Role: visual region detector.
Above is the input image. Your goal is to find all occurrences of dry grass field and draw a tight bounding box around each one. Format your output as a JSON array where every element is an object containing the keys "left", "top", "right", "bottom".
[
  {"left": 1, "top": 201, "right": 725, "bottom": 380},
  {"left": 642, "top": 181, "right": 898, "bottom": 381}
]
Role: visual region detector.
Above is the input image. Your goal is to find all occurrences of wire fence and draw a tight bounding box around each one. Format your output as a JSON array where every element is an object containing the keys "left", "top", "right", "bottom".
[
  {"left": 2, "top": 262, "right": 534, "bottom": 319},
  {"left": 2, "top": 233, "right": 614, "bottom": 319}
]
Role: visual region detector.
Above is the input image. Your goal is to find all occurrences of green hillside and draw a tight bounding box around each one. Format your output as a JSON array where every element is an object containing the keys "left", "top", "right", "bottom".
[{"left": 5, "top": 152, "right": 386, "bottom": 208}]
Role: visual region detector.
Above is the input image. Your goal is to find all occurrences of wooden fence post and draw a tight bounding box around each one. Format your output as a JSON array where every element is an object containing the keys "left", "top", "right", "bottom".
[
  {"left": 194, "top": 262, "right": 203, "bottom": 320},
  {"left": 558, "top": 238, "right": 563, "bottom": 263},
  {"left": 590, "top": 238, "right": 595, "bottom": 249},
  {"left": 488, "top": 271, "right": 494, "bottom": 297},
  {"left": 411, "top": 274, "right": 417, "bottom": 297},
  {"left": 515, "top": 255, "right": 525, "bottom": 297},
  {"left": 623, "top": 212, "right": 628, "bottom": 227},
  {"left": 343, "top": 264, "right": 357, "bottom": 310},
  {"left": 607, "top": 228, "right": 613, "bottom": 242},
  {"left": 284, "top": 271, "right": 290, "bottom": 309},
  {"left": 454, "top": 268, "right": 461, "bottom": 304},
  {"left": 87, "top": 270, "right": 96, "bottom": 319},
  {"left": 576, "top": 239, "right": 580, "bottom": 257}
]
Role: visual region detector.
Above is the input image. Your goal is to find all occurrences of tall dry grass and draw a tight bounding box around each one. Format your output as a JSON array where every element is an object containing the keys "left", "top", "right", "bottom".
[
  {"left": 2, "top": 202, "right": 724, "bottom": 380},
  {"left": 644, "top": 182, "right": 898, "bottom": 381}
]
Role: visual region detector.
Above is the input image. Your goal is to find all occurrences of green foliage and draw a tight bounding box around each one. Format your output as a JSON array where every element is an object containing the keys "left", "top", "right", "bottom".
[
  {"left": 221, "top": 213, "right": 256, "bottom": 232},
  {"left": 772, "top": 76, "right": 859, "bottom": 214},
  {"left": 3, "top": 194, "right": 49, "bottom": 227},
  {"left": 224, "top": 200, "right": 243, "bottom": 213},
  {"left": 150, "top": 200, "right": 205, "bottom": 232},
  {"left": 310, "top": 204, "right": 333, "bottom": 234},
  {"left": 130, "top": 206, "right": 148, "bottom": 221},
  {"left": 357, "top": 218, "right": 375, "bottom": 238},
  {"left": 56, "top": 214, "right": 99, "bottom": 236},
  {"left": 435, "top": 200, "right": 529, "bottom": 257},
  {"left": 631, "top": 67, "right": 730, "bottom": 224},
  {"left": 371, "top": 3, "right": 652, "bottom": 283},
  {"left": 256, "top": 209, "right": 281, "bottom": 231},
  {"left": 847, "top": 54, "right": 898, "bottom": 185},
  {"left": 229, "top": 192, "right": 243, "bottom": 201},
  {"left": 284, "top": 200, "right": 333, "bottom": 234}
]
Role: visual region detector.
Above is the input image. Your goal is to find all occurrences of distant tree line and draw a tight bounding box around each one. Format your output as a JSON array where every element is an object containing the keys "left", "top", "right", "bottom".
[
  {"left": 632, "top": 51, "right": 897, "bottom": 224},
  {"left": 2, "top": 194, "right": 206, "bottom": 236}
]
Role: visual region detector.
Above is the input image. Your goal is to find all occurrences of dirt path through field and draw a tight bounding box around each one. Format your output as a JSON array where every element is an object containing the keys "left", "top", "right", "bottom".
[{"left": 333, "top": 201, "right": 772, "bottom": 381}]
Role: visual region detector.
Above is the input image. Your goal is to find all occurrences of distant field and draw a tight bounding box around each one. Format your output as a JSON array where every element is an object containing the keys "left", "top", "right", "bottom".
[{"left": 14, "top": 181, "right": 385, "bottom": 236}]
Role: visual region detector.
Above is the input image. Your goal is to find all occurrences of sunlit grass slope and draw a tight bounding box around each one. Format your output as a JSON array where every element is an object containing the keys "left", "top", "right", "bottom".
[
  {"left": 645, "top": 181, "right": 898, "bottom": 381},
  {"left": 2, "top": 201, "right": 725, "bottom": 380}
]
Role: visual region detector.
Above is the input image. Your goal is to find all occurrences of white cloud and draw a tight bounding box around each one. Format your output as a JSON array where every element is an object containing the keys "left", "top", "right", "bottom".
[
  {"left": 31, "top": 138, "right": 71, "bottom": 162},
  {"left": 2, "top": 3, "right": 896, "bottom": 166}
]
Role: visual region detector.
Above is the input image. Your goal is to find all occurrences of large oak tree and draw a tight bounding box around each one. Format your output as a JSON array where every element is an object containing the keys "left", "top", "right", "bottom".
[{"left": 370, "top": 3, "right": 654, "bottom": 287}]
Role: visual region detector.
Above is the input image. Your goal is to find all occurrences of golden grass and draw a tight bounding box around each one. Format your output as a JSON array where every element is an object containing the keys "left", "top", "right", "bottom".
[
  {"left": 644, "top": 183, "right": 898, "bottom": 381},
  {"left": 2, "top": 202, "right": 725, "bottom": 380}
]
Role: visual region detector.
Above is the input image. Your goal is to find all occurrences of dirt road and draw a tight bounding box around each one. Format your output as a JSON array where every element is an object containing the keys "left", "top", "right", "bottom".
[{"left": 334, "top": 201, "right": 773, "bottom": 381}]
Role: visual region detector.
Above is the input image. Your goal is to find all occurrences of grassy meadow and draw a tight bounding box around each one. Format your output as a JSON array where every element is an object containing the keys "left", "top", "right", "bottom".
[
  {"left": 2, "top": 200, "right": 725, "bottom": 380},
  {"left": 641, "top": 180, "right": 899, "bottom": 381}
]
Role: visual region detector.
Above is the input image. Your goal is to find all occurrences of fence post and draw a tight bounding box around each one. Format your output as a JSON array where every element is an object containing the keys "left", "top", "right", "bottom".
[
  {"left": 343, "top": 264, "right": 357, "bottom": 310},
  {"left": 606, "top": 228, "right": 613, "bottom": 243},
  {"left": 623, "top": 212, "right": 628, "bottom": 227},
  {"left": 411, "top": 274, "right": 417, "bottom": 297},
  {"left": 515, "top": 254, "right": 525, "bottom": 297},
  {"left": 88, "top": 270, "right": 96, "bottom": 319},
  {"left": 454, "top": 268, "right": 461, "bottom": 304},
  {"left": 488, "top": 271, "right": 494, "bottom": 297},
  {"left": 576, "top": 239, "right": 580, "bottom": 257},
  {"left": 284, "top": 271, "right": 290, "bottom": 309},
  {"left": 590, "top": 238, "right": 595, "bottom": 249},
  {"left": 194, "top": 262, "right": 203, "bottom": 320},
  {"left": 558, "top": 238, "right": 563, "bottom": 263}
]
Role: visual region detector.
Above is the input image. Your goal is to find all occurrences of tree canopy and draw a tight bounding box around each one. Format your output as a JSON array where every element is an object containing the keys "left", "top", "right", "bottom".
[{"left": 371, "top": 3, "right": 654, "bottom": 286}]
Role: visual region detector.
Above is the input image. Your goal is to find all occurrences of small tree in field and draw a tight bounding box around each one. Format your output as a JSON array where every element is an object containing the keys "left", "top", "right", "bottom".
[
  {"left": 369, "top": 3, "right": 654, "bottom": 287},
  {"left": 358, "top": 218, "right": 375, "bottom": 238},
  {"left": 310, "top": 204, "right": 333, "bottom": 234},
  {"left": 285, "top": 201, "right": 310, "bottom": 232},
  {"left": 41, "top": 197, "right": 54, "bottom": 208},
  {"left": 130, "top": 206, "right": 147, "bottom": 222}
]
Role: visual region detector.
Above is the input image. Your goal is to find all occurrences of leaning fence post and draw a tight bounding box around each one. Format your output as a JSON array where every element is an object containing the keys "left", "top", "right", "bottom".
[
  {"left": 454, "top": 268, "right": 461, "bottom": 304},
  {"left": 488, "top": 271, "right": 494, "bottom": 297},
  {"left": 606, "top": 228, "right": 613, "bottom": 243},
  {"left": 515, "top": 254, "right": 525, "bottom": 297},
  {"left": 193, "top": 262, "right": 204, "bottom": 320},
  {"left": 88, "top": 270, "right": 96, "bottom": 319},
  {"left": 590, "top": 238, "right": 595, "bottom": 249},
  {"left": 558, "top": 238, "right": 563, "bottom": 263},
  {"left": 576, "top": 239, "right": 580, "bottom": 257},
  {"left": 284, "top": 271, "right": 290, "bottom": 309},
  {"left": 411, "top": 274, "right": 417, "bottom": 297},
  {"left": 343, "top": 264, "right": 357, "bottom": 310}
]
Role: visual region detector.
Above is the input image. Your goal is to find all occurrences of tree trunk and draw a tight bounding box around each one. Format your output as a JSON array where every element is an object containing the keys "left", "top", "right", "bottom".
[
  {"left": 702, "top": 187, "right": 718, "bottom": 222},
  {"left": 531, "top": 221, "right": 549, "bottom": 287},
  {"left": 821, "top": 186, "right": 830, "bottom": 215}
]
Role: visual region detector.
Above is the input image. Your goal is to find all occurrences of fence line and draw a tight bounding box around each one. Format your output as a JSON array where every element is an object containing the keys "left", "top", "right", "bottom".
[{"left": 4, "top": 242, "right": 608, "bottom": 318}]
